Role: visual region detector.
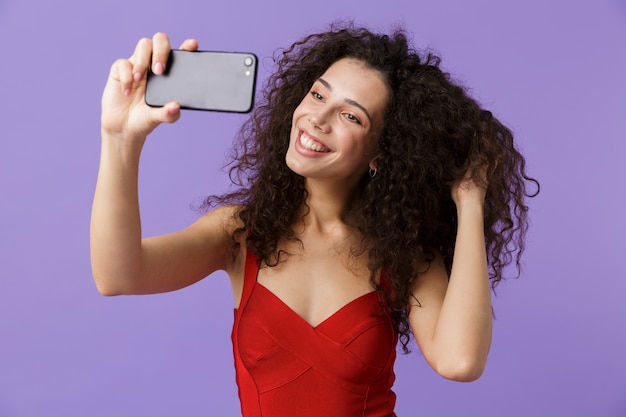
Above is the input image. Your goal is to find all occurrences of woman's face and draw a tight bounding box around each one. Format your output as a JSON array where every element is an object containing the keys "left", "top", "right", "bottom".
[{"left": 286, "top": 58, "right": 389, "bottom": 188}]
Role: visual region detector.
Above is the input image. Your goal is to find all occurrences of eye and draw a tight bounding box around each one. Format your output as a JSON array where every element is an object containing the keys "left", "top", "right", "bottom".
[
  {"left": 310, "top": 91, "right": 324, "bottom": 101},
  {"left": 344, "top": 113, "right": 362, "bottom": 125}
]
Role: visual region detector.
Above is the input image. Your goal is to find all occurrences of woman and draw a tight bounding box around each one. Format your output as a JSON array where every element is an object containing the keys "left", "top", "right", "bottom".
[{"left": 91, "top": 24, "right": 537, "bottom": 417}]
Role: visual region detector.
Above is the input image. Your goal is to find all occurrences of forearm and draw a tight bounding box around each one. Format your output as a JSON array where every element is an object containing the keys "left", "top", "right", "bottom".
[
  {"left": 431, "top": 202, "right": 492, "bottom": 379},
  {"left": 90, "top": 132, "right": 146, "bottom": 295}
]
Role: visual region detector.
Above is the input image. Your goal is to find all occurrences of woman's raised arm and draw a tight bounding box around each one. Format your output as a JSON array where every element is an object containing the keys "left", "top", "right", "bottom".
[
  {"left": 90, "top": 33, "right": 236, "bottom": 296},
  {"left": 408, "top": 170, "right": 493, "bottom": 382}
]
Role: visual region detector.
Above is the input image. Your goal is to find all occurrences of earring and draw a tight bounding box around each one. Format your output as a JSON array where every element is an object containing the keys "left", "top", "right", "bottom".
[{"left": 369, "top": 167, "right": 378, "bottom": 178}]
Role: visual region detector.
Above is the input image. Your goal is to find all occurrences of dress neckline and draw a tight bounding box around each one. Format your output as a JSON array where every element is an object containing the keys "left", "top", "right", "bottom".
[{"left": 255, "top": 282, "right": 379, "bottom": 329}]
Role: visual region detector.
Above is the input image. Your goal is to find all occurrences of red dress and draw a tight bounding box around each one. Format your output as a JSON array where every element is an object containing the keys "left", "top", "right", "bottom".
[{"left": 232, "top": 250, "right": 398, "bottom": 417}]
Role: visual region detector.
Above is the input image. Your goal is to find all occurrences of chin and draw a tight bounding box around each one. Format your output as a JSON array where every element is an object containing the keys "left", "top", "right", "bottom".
[{"left": 284, "top": 146, "right": 303, "bottom": 176}]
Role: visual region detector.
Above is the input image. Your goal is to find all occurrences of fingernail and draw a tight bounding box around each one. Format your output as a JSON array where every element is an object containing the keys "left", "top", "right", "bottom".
[
  {"left": 124, "top": 88, "right": 131, "bottom": 97},
  {"left": 133, "top": 72, "right": 142, "bottom": 82},
  {"left": 154, "top": 62, "right": 164, "bottom": 75}
]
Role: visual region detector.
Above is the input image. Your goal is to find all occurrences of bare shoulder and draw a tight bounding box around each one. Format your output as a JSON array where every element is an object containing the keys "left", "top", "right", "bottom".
[
  {"left": 192, "top": 205, "right": 247, "bottom": 306},
  {"left": 185, "top": 204, "right": 246, "bottom": 267},
  {"left": 190, "top": 204, "right": 244, "bottom": 235}
]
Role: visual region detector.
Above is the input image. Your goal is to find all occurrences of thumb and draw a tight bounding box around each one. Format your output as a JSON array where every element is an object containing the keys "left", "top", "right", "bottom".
[
  {"left": 158, "top": 101, "right": 182, "bottom": 124},
  {"left": 145, "top": 101, "right": 182, "bottom": 131}
]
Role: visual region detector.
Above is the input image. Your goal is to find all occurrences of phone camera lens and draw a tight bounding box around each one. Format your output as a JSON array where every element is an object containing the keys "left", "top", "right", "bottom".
[{"left": 243, "top": 56, "right": 254, "bottom": 67}]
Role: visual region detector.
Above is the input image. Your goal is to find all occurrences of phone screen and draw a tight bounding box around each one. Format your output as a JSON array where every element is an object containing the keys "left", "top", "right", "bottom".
[{"left": 145, "top": 50, "right": 258, "bottom": 113}]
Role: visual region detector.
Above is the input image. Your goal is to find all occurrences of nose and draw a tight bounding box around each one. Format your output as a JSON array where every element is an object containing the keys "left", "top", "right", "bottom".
[{"left": 309, "top": 109, "right": 331, "bottom": 133}]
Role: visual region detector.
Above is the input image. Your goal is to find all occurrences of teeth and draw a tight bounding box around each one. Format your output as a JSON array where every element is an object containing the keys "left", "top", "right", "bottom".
[{"left": 300, "top": 132, "right": 329, "bottom": 152}]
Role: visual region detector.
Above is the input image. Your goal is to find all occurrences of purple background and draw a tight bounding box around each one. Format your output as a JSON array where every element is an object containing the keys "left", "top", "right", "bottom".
[{"left": 1, "top": 0, "right": 625, "bottom": 416}]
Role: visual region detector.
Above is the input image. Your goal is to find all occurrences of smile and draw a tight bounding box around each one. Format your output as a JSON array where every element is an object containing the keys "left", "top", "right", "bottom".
[{"left": 299, "top": 131, "right": 330, "bottom": 153}]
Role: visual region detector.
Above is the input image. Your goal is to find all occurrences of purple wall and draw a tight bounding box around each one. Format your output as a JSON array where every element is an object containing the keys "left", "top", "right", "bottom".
[{"left": 1, "top": 0, "right": 624, "bottom": 416}]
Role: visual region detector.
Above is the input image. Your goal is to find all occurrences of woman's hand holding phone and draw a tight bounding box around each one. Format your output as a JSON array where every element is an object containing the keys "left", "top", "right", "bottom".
[
  {"left": 101, "top": 33, "right": 198, "bottom": 143},
  {"left": 92, "top": 33, "right": 199, "bottom": 297}
]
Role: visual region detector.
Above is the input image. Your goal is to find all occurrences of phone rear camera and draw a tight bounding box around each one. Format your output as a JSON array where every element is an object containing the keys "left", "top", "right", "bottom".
[{"left": 243, "top": 56, "right": 254, "bottom": 67}]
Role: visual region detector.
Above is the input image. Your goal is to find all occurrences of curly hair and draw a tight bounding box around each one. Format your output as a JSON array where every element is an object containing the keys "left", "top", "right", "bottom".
[{"left": 205, "top": 23, "right": 539, "bottom": 352}]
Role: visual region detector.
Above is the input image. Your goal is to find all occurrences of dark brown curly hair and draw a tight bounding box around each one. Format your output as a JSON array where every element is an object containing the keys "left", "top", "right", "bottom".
[{"left": 205, "top": 23, "right": 539, "bottom": 351}]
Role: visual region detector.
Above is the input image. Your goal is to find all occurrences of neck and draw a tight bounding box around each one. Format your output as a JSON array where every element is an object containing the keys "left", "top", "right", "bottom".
[{"left": 296, "top": 177, "right": 361, "bottom": 234}]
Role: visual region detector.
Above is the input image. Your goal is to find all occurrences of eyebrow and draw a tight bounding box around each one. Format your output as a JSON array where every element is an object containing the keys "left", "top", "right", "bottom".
[{"left": 316, "top": 78, "right": 373, "bottom": 123}]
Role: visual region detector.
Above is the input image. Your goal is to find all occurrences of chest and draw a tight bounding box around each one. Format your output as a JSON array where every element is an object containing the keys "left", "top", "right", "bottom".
[
  {"left": 233, "top": 249, "right": 397, "bottom": 405},
  {"left": 256, "top": 242, "right": 375, "bottom": 328}
]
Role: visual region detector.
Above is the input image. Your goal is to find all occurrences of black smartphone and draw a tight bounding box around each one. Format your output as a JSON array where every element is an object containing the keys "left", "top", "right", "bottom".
[{"left": 145, "top": 49, "right": 258, "bottom": 113}]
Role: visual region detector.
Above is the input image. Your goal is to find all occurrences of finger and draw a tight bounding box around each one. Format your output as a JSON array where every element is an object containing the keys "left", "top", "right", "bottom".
[
  {"left": 151, "top": 32, "right": 172, "bottom": 75},
  {"left": 129, "top": 37, "right": 153, "bottom": 82},
  {"left": 179, "top": 38, "right": 199, "bottom": 51},
  {"left": 110, "top": 58, "right": 134, "bottom": 96}
]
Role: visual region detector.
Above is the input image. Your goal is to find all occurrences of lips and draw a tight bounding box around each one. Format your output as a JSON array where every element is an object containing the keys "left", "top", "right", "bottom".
[{"left": 299, "top": 130, "right": 331, "bottom": 153}]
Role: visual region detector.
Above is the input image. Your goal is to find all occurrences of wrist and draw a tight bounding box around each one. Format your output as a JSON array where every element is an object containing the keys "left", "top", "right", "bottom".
[
  {"left": 455, "top": 197, "right": 485, "bottom": 220},
  {"left": 100, "top": 130, "right": 146, "bottom": 166}
]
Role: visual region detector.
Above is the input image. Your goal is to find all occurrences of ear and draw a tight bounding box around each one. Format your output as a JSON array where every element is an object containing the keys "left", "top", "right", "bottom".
[{"left": 368, "top": 157, "right": 378, "bottom": 171}]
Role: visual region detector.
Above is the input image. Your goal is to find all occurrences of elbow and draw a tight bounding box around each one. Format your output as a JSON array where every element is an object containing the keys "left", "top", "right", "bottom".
[
  {"left": 94, "top": 282, "right": 123, "bottom": 297},
  {"left": 435, "top": 357, "right": 487, "bottom": 382},
  {"left": 91, "top": 268, "right": 135, "bottom": 296},
  {"left": 93, "top": 275, "right": 124, "bottom": 296},
  {"left": 90, "top": 257, "right": 145, "bottom": 296}
]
